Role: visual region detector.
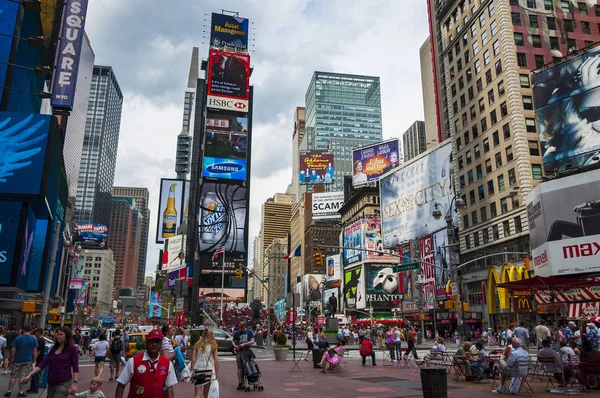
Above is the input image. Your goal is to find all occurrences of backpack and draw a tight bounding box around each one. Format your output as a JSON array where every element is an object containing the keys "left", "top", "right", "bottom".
[{"left": 110, "top": 337, "right": 123, "bottom": 354}]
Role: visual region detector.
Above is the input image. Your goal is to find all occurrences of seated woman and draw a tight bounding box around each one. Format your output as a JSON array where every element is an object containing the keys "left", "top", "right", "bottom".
[
  {"left": 425, "top": 338, "right": 447, "bottom": 363},
  {"left": 319, "top": 339, "right": 346, "bottom": 373}
]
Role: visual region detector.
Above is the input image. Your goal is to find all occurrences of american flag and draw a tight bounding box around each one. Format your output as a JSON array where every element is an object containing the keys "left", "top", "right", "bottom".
[{"left": 211, "top": 246, "right": 225, "bottom": 261}]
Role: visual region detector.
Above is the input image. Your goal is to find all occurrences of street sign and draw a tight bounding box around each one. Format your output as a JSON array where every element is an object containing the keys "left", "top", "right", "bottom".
[
  {"left": 392, "top": 262, "right": 419, "bottom": 272},
  {"left": 451, "top": 252, "right": 460, "bottom": 265}
]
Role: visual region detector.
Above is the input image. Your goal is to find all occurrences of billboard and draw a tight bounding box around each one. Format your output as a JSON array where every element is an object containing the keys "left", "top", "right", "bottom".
[
  {"left": 207, "top": 50, "right": 250, "bottom": 112},
  {"left": 525, "top": 168, "right": 600, "bottom": 277},
  {"left": 69, "top": 254, "right": 85, "bottom": 289},
  {"left": 323, "top": 288, "right": 339, "bottom": 314},
  {"left": 398, "top": 246, "right": 414, "bottom": 302},
  {"left": 164, "top": 235, "right": 186, "bottom": 271},
  {"left": 299, "top": 150, "right": 335, "bottom": 184},
  {"left": 199, "top": 287, "right": 245, "bottom": 303},
  {"left": 203, "top": 112, "right": 248, "bottom": 180},
  {"left": 362, "top": 216, "right": 396, "bottom": 263},
  {"left": 352, "top": 139, "right": 401, "bottom": 186},
  {"left": 532, "top": 46, "right": 600, "bottom": 174},
  {"left": 198, "top": 183, "right": 247, "bottom": 253},
  {"left": 0, "top": 1, "right": 18, "bottom": 101},
  {"left": 365, "top": 263, "right": 403, "bottom": 309},
  {"left": 312, "top": 192, "right": 344, "bottom": 219},
  {"left": 343, "top": 267, "right": 365, "bottom": 310},
  {"left": 0, "top": 113, "right": 51, "bottom": 195},
  {"left": 0, "top": 201, "right": 22, "bottom": 284},
  {"left": 419, "top": 234, "right": 436, "bottom": 309},
  {"left": 155, "top": 179, "right": 185, "bottom": 244},
  {"left": 433, "top": 229, "right": 451, "bottom": 300},
  {"left": 149, "top": 292, "right": 162, "bottom": 318},
  {"left": 304, "top": 274, "right": 325, "bottom": 308},
  {"left": 380, "top": 141, "right": 456, "bottom": 248},
  {"left": 74, "top": 223, "right": 108, "bottom": 248},
  {"left": 51, "top": 0, "right": 89, "bottom": 110},
  {"left": 325, "top": 254, "right": 341, "bottom": 282},
  {"left": 343, "top": 220, "right": 362, "bottom": 266},
  {"left": 209, "top": 13, "right": 249, "bottom": 53}
]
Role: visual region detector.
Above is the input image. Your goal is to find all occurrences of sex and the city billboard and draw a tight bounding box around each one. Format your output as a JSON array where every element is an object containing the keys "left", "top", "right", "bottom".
[
  {"left": 525, "top": 168, "right": 600, "bottom": 277},
  {"left": 209, "top": 13, "right": 249, "bottom": 53},
  {"left": 532, "top": 45, "right": 600, "bottom": 174},
  {"left": 352, "top": 139, "right": 400, "bottom": 186},
  {"left": 380, "top": 141, "right": 456, "bottom": 248},
  {"left": 299, "top": 150, "right": 335, "bottom": 184},
  {"left": 207, "top": 49, "right": 250, "bottom": 113},
  {"left": 155, "top": 179, "right": 186, "bottom": 244},
  {"left": 203, "top": 112, "right": 248, "bottom": 180}
]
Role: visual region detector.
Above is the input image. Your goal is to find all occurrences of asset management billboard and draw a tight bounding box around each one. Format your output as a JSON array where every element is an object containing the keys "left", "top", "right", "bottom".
[
  {"left": 299, "top": 150, "right": 334, "bottom": 184},
  {"left": 380, "top": 141, "right": 456, "bottom": 248},
  {"left": 352, "top": 139, "right": 400, "bottom": 186},
  {"left": 532, "top": 45, "right": 600, "bottom": 174},
  {"left": 209, "top": 13, "right": 249, "bottom": 53},
  {"left": 207, "top": 49, "right": 250, "bottom": 113}
]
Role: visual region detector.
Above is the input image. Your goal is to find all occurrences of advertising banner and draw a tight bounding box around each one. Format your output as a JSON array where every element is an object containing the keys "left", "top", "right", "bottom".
[
  {"left": 380, "top": 141, "right": 455, "bottom": 248},
  {"left": 325, "top": 254, "right": 341, "bottom": 282},
  {"left": 51, "top": 0, "right": 89, "bottom": 110},
  {"left": 304, "top": 274, "right": 325, "bottom": 308},
  {"left": 323, "top": 288, "right": 339, "bottom": 314},
  {"left": 343, "top": 220, "right": 362, "bottom": 266},
  {"left": 0, "top": 1, "right": 18, "bottom": 101},
  {"left": 343, "top": 267, "right": 365, "bottom": 310},
  {"left": 532, "top": 46, "right": 600, "bottom": 174},
  {"left": 74, "top": 223, "right": 108, "bottom": 248},
  {"left": 198, "top": 251, "right": 245, "bottom": 276},
  {"left": 203, "top": 113, "right": 248, "bottom": 181},
  {"left": 299, "top": 150, "right": 335, "bottom": 184},
  {"left": 164, "top": 235, "right": 185, "bottom": 271},
  {"left": 419, "top": 234, "right": 435, "bottom": 309},
  {"left": 155, "top": 179, "right": 185, "bottom": 244},
  {"left": 199, "top": 288, "right": 245, "bottom": 303},
  {"left": 352, "top": 139, "right": 400, "bottom": 186},
  {"left": 312, "top": 192, "right": 344, "bottom": 219},
  {"left": 433, "top": 229, "right": 451, "bottom": 299},
  {"left": 209, "top": 13, "right": 249, "bottom": 53},
  {"left": 198, "top": 183, "right": 247, "bottom": 253},
  {"left": 365, "top": 263, "right": 403, "bottom": 309},
  {"left": 0, "top": 201, "right": 22, "bottom": 283},
  {"left": 362, "top": 216, "right": 396, "bottom": 263},
  {"left": 69, "top": 255, "right": 85, "bottom": 289},
  {"left": 149, "top": 292, "right": 162, "bottom": 318},
  {"left": 398, "top": 246, "right": 413, "bottom": 302},
  {"left": 0, "top": 113, "right": 51, "bottom": 195},
  {"left": 207, "top": 50, "right": 250, "bottom": 113},
  {"left": 526, "top": 168, "right": 600, "bottom": 277}
]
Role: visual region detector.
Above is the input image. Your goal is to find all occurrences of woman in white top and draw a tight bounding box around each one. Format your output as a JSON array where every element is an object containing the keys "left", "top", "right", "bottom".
[
  {"left": 161, "top": 324, "right": 175, "bottom": 360},
  {"left": 91, "top": 334, "right": 109, "bottom": 378},
  {"left": 191, "top": 329, "right": 219, "bottom": 398},
  {"left": 394, "top": 327, "right": 402, "bottom": 361}
]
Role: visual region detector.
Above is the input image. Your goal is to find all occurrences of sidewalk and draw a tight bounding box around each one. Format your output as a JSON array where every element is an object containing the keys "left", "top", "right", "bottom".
[{"left": 0, "top": 371, "right": 45, "bottom": 398}]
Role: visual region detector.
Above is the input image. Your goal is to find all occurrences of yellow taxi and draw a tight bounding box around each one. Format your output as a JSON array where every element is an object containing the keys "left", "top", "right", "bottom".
[{"left": 126, "top": 332, "right": 148, "bottom": 357}]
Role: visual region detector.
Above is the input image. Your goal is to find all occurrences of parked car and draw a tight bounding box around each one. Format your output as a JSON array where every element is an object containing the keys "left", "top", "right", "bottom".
[
  {"left": 190, "top": 327, "right": 234, "bottom": 353},
  {"left": 126, "top": 332, "right": 148, "bottom": 357}
]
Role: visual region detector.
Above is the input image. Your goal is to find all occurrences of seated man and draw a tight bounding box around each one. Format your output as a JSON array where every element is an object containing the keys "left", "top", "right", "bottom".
[
  {"left": 538, "top": 338, "right": 568, "bottom": 386},
  {"left": 578, "top": 339, "right": 600, "bottom": 390},
  {"left": 455, "top": 341, "right": 472, "bottom": 379},
  {"left": 469, "top": 341, "right": 488, "bottom": 381},
  {"left": 493, "top": 337, "right": 531, "bottom": 394},
  {"left": 359, "top": 337, "right": 376, "bottom": 367}
]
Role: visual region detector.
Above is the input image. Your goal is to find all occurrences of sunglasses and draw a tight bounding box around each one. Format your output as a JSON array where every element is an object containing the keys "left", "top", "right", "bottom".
[{"left": 580, "top": 106, "right": 600, "bottom": 123}]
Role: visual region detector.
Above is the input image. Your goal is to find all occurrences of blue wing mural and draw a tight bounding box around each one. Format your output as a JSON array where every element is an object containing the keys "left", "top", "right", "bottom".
[{"left": 0, "top": 115, "right": 47, "bottom": 183}]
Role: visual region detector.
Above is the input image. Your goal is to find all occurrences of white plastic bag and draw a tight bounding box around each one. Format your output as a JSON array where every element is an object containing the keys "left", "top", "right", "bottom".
[
  {"left": 208, "top": 379, "right": 219, "bottom": 398},
  {"left": 180, "top": 363, "right": 191, "bottom": 382}
]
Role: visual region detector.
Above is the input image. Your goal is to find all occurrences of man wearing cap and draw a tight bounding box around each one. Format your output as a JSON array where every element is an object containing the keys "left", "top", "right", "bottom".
[
  {"left": 233, "top": 322, "right": 254, "bottom": 391},
  {"left": 115, "top": 330, "right": 177, "bottom": 398}
]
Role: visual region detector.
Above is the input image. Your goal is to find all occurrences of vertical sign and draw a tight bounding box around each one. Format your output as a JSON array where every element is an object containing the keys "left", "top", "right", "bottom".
[{"left": 419, "top": 234, "right": 435, "bottom": 309}]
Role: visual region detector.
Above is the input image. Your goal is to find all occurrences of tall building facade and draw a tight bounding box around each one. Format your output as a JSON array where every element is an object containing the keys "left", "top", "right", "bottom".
[
  {"left": 265, "top": 238, "right": 287, "bottom": 305},
  {"left": 108, "top": 197, "right": 142, "bottom": 293},
  {"left": 112, "top": 187, "right": 150, "bottom": 289},
  {"left": 426, "top": 0, "right": 600, "bottom": 312},
  {"left": 81, "top": 249, "right": 115, "bottom": 317},
  {"left": 290, "top": 107, "right": 306, "bottom": 201},
  {"left": 75, "top": 65, "right": 123, "bottom": 226},
  {"left": 420, "top": 37, "right": 441, "bottom": 146},
  {"left": 304, "top": 72, "right": 383, "bottom": 191},
  {"left": 175, "top": 47, "right": 199, "bottom": 179},
  {"left": 252, "top": 234, "right": 264, "bottom": 301},
  {"left": 402, "top": 120, "right": 427, "bottom": 161}
]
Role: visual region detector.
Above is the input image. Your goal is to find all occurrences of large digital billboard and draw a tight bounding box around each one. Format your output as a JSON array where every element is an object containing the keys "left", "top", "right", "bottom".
[
  {"left": 299, "top": 150, "right": 335, "bottom": 184},
  {"left": 203, "top": 112, "right": 248, "bottom": 180},
  {"left": 199, "top": 287, "right": 245, "bottom": 304},
  {"left": 343, "top": 220, "right": 362, "bottom": 266},
  {"left": 0, "top": 113, "right": 51, "bottom": 195},
  {"left": 362, "top": 216, "right": 396, "bottom": 263},
  {"left": 0, "top": 1, "right": 18, "bottom": 101},
  {"left": 325, "top": 254, "right": 341, "bottom": 282},
  {"left": 0, "top": 201, "right": 22, "bottom": 284},
  {"left": 533, "top": 46, "right": 600, "bottom": 174},
  {"left": 304, "top": 274, "right": 325, "bottom": 308},
  {"left": 433, "top": 229, "right": 451, "bottom": 300},
  {"left": 155, "top": 179, "right": 185, "bottom": 244},
  {"left": 198, "top": 183, "right": 247, "bottom": 253},
  {"left": 352, "top": 139, "right": 400, "bottom": 186},
  {"left": 207, "top": 50, "right": 250, "bottom": 113},
  {"left": 420, "top": 234, "right": 436, "bottom": 309},
  {"left": 312, "top": 192, "right": 344, "bottom": 220},
  {"left": 365, "top": 263, "right": 403, "bottom": 309},
  {"left": 209, "top": 13, "right": 249, "bottom": 53},
  {"left": 74, "top": 223, "right": 108, "bottom": 248},
  {"left": 380, "top": 141, "right": 456, "bottom": 248},
  {"left": 343, "top": 267, "right": 366, "bottom": 310},
  {"left": 525, "top": 168, "right": 600, "bottom": 277},
  {"left": 149, "top": 292, "right": 162, "bottom": 318}
]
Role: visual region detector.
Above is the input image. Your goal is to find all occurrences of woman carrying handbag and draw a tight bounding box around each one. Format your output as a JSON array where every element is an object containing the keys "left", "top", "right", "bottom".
[{"left": 191, "top": 329, "right": 219, "bottom": 398}]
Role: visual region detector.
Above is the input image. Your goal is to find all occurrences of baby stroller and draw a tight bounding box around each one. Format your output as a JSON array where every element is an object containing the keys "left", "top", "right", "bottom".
[{"left": 241, "top": 349, "right": 263, "bottom": 392}]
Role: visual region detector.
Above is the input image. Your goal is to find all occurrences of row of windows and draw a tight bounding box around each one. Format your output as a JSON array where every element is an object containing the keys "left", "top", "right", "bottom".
[
  {"left": 510, "top": 0, "right": 600, "bottom": 16},
  {"left": 464, "top": 215, "right": 523, "bottom": 250}
]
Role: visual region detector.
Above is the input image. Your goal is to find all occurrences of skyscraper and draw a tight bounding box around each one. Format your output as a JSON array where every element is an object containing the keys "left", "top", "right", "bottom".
[
  {"left": 109, "top": 196, "right": 142, "bottom": 291},
  {"left": 175, "top": 47, "right": 199, "bottom": 179},
  {"left": 402, "top": 120, "right": 427, "bottom": 161},
  {"left": 75, "top": 65, "right": 123, "bottom": 227},
  {"left": 112, "top": 186, "right": 150, "bottom": 290},
  {"left": 304, "top": 72, "right": 383, "bottom": 191}
]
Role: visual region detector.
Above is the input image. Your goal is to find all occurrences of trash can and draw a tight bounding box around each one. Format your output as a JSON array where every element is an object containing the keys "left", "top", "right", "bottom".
[
  {"left": 420, "top": 368, "right": 447, "bottom": 398},
  {"left": 417, "top": 331, "right": 423, "bottom": 345},
  {"left": 255, "top": 333, "right": 264, "bottom": 346},
  {"left": 312, "top": 349, "right": 325, "bottom": 369}
]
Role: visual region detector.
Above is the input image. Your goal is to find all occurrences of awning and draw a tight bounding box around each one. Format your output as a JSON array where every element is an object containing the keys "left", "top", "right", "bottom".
[{"left": 568, "top": 302, "right": 600, "bottom": 319}]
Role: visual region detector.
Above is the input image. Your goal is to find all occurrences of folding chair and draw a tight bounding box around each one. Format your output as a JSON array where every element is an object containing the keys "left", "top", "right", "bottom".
[
  {"left": 508, "top": 359, "right": 535, "bottom": 396},
  {"left": 536, "top": 357, "right": 562, "bottom": 391},
  {"left": 574, "top": 358, "right": 600, "bottom": 391},
  {"left": 380, "top": 348, "right": 394, "bottom": 367},
  {"left": 331, "top": 355, "right": 348, "bottom": 377},
  {"left": 451, "top": 356, "right": 468, "bottom": 382}
]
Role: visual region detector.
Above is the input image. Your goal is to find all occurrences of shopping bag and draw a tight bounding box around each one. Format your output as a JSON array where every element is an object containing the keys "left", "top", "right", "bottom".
[
  {"left": 180, "top": 363, "right": 192, "bottom": 382},
  {"left": 208, "top": 379, "right": 219, "bottom": 398}
]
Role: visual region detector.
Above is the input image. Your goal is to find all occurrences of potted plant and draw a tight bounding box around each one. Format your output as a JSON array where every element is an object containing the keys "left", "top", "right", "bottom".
[{"left": 273, "top": 332, "right": 290, "bottom": 361}]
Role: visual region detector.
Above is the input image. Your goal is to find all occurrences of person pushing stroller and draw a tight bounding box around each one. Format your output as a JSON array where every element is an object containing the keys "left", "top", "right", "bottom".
[{"left": 233, "top": 322, "right": 255, "bottom": 391}]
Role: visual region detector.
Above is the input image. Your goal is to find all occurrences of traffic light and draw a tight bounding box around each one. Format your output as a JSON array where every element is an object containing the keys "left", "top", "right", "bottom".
[
  {"left": 235, "top": 268, "right": 243, "bottom": 279},
  {"left": 313, "top": 252, "right": 323, "bottom": 267}
]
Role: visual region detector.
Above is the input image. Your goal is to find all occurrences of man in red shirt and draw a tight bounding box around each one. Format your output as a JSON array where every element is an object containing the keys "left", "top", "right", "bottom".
[
  {"left": 359, "top": 337, "right": 377, "bottom": 366},
  {"left": 115, "top": 330, "right": 177, "bottom": 398}
]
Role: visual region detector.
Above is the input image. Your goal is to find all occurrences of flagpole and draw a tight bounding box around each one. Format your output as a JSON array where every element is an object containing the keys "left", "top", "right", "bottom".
[{"left": 220, "top": 250, "right": 225, "bottom": 326}]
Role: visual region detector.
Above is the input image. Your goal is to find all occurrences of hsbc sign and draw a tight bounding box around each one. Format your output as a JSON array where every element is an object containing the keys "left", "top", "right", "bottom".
[{"left": 207, "top": 95, "right": 249, "bottom": 113}]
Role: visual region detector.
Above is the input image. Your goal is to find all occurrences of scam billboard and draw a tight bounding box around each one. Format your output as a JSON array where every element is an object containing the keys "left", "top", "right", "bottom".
[
  {"left": 532, "top": 46, "right": 600, "bottom": 174},
  {"left": 343, "top": 220, "right": 362, "bottom": 266},
  {"left": 352, "top": 139, "right": 400, "bottom": 186},
  {"left": 74, "top": 223, "right": 108, "bottom": 248},
  {"left": 299, "top": 150, "right": 335, "bottom": 184},
  {"left": 155, "top": 179, "right": 185, "bottom": 244},
  {"left": 365, "top": 263, "right": 403, "bottom": 309},
  {"left": 343, "top": 267, "right": 366, "bottom": 310},
  {"left": 312, "top": 191, "right": 344, "bottom": 220},
  {"left": 380, "top": 141, "right": 456, "bottom": 248},
  {"left": 525, "top": 168, "right": 600, "bottom": 277},
  {"left": 51, "top": 0, "right": 89, "bottom": 110},
  {"left": 207, "top": 50, "right": 250, "bottom": 113},
  {"left": 209, "top": 13, "right": 249, "bottom": 53},
  {"left": 203, "top": 112, "right": 248, "bottom": 181}
]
